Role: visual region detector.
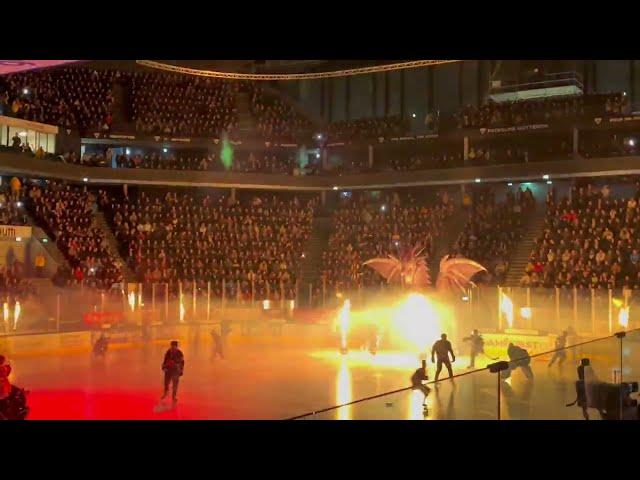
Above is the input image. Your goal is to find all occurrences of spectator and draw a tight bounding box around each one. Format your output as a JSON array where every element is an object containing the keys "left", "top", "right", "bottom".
[{"left": 11, "top": 132, "right": 21, "bottom": 149}]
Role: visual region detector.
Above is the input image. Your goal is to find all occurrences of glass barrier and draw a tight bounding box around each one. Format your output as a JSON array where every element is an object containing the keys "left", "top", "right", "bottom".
[
  {"left": 622, "top": 329, "right": 640, "bottom": 392},
  {"left": 499, "top": 335, "right": 621, "bottom": 420}
]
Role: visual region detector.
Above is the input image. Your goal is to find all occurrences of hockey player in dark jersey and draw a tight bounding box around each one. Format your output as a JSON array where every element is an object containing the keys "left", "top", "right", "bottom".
[{"left": 161, "top": 340, "right": 185, "bottom": 403}]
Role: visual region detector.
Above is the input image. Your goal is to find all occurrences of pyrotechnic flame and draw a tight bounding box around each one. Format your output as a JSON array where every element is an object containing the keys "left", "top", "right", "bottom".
[
  {"left": 519, "top": 307, "right": 532, "bottom": 320},
  {"left": 128, "top": 291, "right": 136, "bottom": 312},
  {"left": 338, "top": 299, "right": 351, "bottom": 349},
  {"left": 501, "top": 293, "right": 514, "bottom": 328},
  {"left": 3, "top": 302, "right": 8, "bottom": 329},
  {"left": 619, "top": 306, "right": 630, "bottom": 328},
  {"left": 391, "top": 293, "right": 443, "bottom": 352},
  {"left": 179, "top": 294, "right": 186, "bottom": 323},
  {"left": 13, "top": 301, "right": 20, "bottom": 330}
]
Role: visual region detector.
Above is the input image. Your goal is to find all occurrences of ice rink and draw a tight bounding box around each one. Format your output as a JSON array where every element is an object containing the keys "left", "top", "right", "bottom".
[{"left": 7, "top": 328, "right": 635, "bottom": 420}]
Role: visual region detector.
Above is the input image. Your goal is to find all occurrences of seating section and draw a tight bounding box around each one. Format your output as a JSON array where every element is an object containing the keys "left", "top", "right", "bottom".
[
  {"left": 131, "top": 71, "right": 238, "bottom": 137},
  {"left": 26, "top": 182, "right": 123, "bottom": 290},
  {"left": 455, "top": 93, "right": 627, "bottom": 129},
  {"left": 524, "top": 182, "right": 640, "bottom": 288},
  {"left": 327, "top": 115, "right": 408, "bottom": 142},
  {"left": 1, "top": 68, "right": 116, "bottom": 132},
  {"left": 321, "top": 191, "right": 453, "bottom": 292},
  {"left": 248, "top": 84, "right": 312, "bottom": 142},
  {"left": 98, "top": 189, "right": 318, "bottom": 300},
  {"left": 451, "top": 186, "right": 531, "bottom": 284},
  {"left": 0, "top": 184, "right": 27, "bottom": 226}
]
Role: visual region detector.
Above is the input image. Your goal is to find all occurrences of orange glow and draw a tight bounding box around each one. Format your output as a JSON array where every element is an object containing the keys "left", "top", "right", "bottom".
[
  {"left": 501, "top": 293, "right": 514, "bottom": 328},
  {"left": 619, "top": 306, "right": 629, "bottom": 328},
  {"left": 390, "top": 293, "right": 445, "bottom": 352},
  {"left": 179, "top": 294, "right": 186, "bottom": 323},
  {"left": 336, "top": 358, "right": 352, "bottom": 420},
  {"left": 128, "top": 292, "right": 136, "bottom": 312},
  {"left": 519, "top": 307, "right": 532, "bottom": 320},
  {"left": 337, "top": 299, "right": 351, "bottom": 349},
  {"left": 3, "top": 302, "right": 8, "bottom": 329},
  {"left": 13, "top": 301, "right": 21, "bottom": 330}
]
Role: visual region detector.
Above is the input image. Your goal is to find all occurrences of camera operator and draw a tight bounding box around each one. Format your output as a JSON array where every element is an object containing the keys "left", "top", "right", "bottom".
[{"left": 569, "top": 358, "right": 639, "bottom": 420}]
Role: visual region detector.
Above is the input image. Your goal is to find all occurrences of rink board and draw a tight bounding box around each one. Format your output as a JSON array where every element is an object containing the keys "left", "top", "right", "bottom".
[{"left": 0, "top": 331, "right": 91, "bottom": 356}]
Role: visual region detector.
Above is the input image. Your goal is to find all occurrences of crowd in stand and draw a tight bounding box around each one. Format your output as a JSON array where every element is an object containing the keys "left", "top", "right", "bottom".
[
  {"left": 0, "top": 183, "right": 28, "bottom": 226},
  {"left": 98, "top": 189, "right": 318, "bottom": 301},
  {"left": 468, "top": 136, "right": 573, "bottom": 166},
  {"left": 326, "top": 115, "right": 408, "bottom": 142},
  {"left": 0, "top": 68, "right": 116, "bottom": 133},
  {"left": 321, "top": 190, "right": 453, "bottom": 294},
  {"left": 389, "top": 148, "right": 463, "bottom": 171},
  {"left": 115, "top": 152, "right": 217, "bottom": 171},
  {"left": 579, "top": 132, "right": 640, "bottom": 159},
  {"left": 455, "top": 93, "right": 628, "bottom": 129},
  {"left": 232, "top": 151, "right": 299, "bottom": 174},
  {"left": 522, "top": 182, "right": 640, "bottom": 289},
  {"left": 26, "top": 182, "right": 123, "bottom": 290},
  {"left": 0, "top": 263, "right": 35, "bottom": 302},
  {"left": 114, "top": 150, "right": 301, "bottom": 174},
  {"left": 131, "top": 72, "right": 239, "bottom": 138},
  {"left": 60, "top": 150, "right": 110, "bottom": 167},
  {"left": 451, "top": 186, "right": 531, "bottom": 284},
  {"left": 248, "top": 84, "right": 312, "bottom": 142}
]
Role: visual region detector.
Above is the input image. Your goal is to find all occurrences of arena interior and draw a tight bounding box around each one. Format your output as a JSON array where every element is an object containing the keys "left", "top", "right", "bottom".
[{"left": 0, "top": 59, "right": 639, "bottom": 420}]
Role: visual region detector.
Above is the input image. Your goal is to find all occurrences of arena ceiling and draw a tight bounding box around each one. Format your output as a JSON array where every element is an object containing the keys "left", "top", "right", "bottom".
[{"left": 0, "top": 60, "right": 82, "bottom": 75}]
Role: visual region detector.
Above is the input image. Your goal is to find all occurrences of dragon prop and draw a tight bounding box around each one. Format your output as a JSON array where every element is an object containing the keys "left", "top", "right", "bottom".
[{"left": 363, "top": 245, "right": 486, "bottom": 294}]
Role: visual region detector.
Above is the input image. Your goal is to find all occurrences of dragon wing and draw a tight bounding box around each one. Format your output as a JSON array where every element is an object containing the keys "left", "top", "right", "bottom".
[
  {"left": 363, "top": 256, "right": 402, "bottom": 283},
  {"left": 436, "top": 255, "right": 487, "bottom": 293}
]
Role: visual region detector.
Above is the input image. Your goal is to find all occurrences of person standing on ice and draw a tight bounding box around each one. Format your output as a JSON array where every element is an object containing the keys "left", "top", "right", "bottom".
[
  {"left": 161, "top": 341, "right": 184, "bottom": 403},
  {"left": 463, "top": 329, "right": 490, "bottom": 369},
  {"left": 548, "top": 330, "right": 568, "bottom": 368},
  {"left": 431, "top": 334, "right": 455, "bottom": 381}
]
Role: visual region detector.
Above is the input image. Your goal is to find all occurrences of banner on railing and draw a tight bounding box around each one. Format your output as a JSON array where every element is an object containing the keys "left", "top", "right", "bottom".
[
  {"left": 82, "top": 311, "right": 124, "bottom": 328},
  {"left": 594, "top": 115, "right": 640, "bottom": 126},
  {"left": 0, "top": 225, "right": 32, "bottom": 240},
  {"left": 479, "top": 124, "right": 550, "bottom": 135}
]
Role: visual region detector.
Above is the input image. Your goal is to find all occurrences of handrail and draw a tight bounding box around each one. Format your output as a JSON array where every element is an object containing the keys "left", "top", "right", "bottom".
[{"left": 285, "top": 327, "right": 640, "bottom": 420}]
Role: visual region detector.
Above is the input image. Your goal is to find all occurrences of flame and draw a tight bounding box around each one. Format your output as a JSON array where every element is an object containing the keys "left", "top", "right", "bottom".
[
  {"left": 619, "top": 306, "right": 629, "bottom": 328},
  {"left": 501, "top": 293, "right": 514, "bottom": 328},
  {"left": 336, "top": 358, "right": 352, "bottom": 420},
  {"left": 3, "top": 302, "right": 8, "bottom": 328},
  {"left": 179, "top": 294, "right": 186, "bottom": 323},
  {"left": 13, "top": 301, "right": 20, "bottom": 330},
  {"left": 128, "top": 292, "right": 136, "bottom": 312},
  {"left": 391, "top": 293, "right": 442, "bottom": 351},
  {"left": 338, "top": 299, "right": 351, "bottom": 349}
]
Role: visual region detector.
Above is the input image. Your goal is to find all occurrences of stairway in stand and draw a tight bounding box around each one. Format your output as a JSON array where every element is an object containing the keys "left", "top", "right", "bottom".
[
  {"left": 429, "top": 206, "right": 470, "bottom": 281},
  {"left": 93, "top": 210, "right": 136, "bottom": 282},
  {"left": 504, "top": 206, "right": 548, "bottom": 287},
  {"left": 235, "top": 91, "right": 256, "bottom": 136},
  {"left": 298, "top": 216, "right": 333, "bottom": 306}
]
